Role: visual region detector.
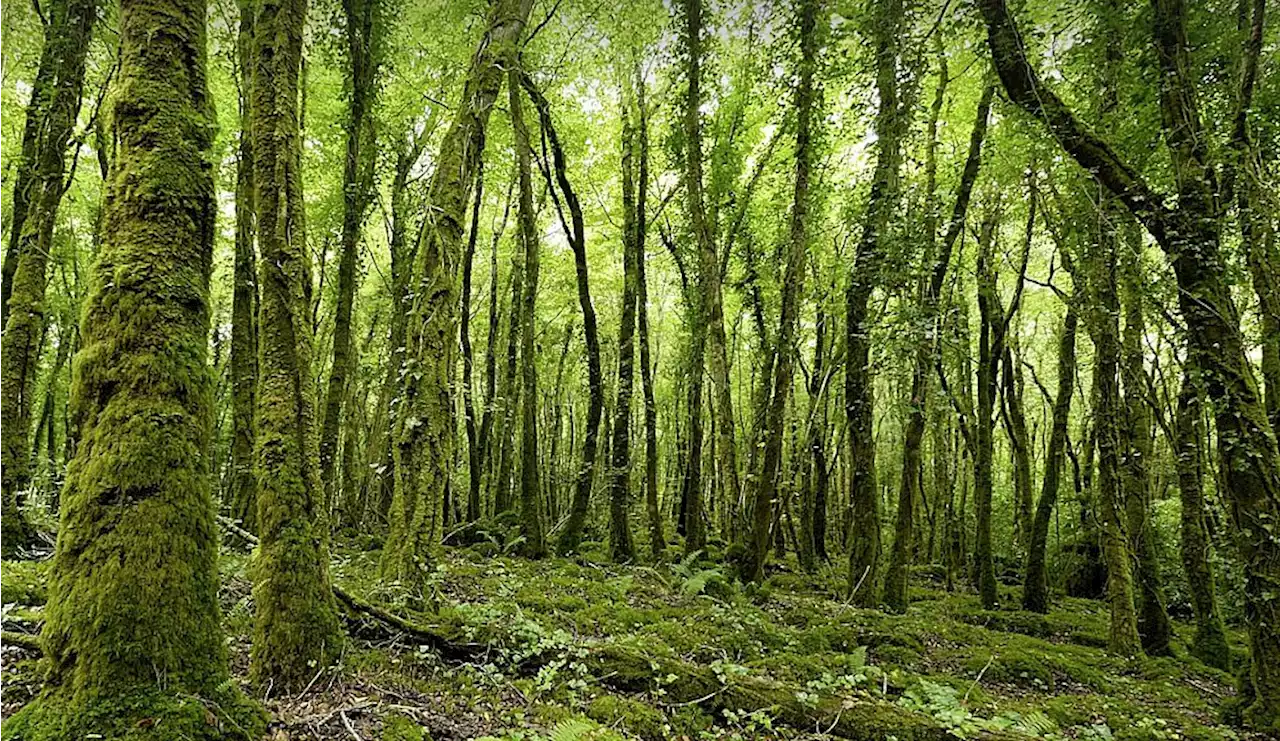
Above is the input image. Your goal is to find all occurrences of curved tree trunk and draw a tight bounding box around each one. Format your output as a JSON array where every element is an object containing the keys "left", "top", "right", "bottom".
[{"left": 384, "top": 0, "right": 533, "bottom": 581}]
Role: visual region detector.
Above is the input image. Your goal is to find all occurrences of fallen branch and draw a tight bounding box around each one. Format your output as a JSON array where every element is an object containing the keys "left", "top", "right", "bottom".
[{"left": 217, "top": 516, "right": 486, "bottom": 661}]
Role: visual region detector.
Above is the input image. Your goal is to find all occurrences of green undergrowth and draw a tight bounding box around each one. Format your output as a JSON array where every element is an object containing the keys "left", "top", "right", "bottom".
[
  {"left": 1, "top": 549, "right": 1255, "bottom": 740},
  {"left": 323, "top": 547, "right": 1248, "bottom": 740}
]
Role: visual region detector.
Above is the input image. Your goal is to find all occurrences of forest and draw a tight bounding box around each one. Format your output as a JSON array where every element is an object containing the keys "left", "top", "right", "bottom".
[{"left": 0, "top": 0, "right": 1278, "bottom": 737}]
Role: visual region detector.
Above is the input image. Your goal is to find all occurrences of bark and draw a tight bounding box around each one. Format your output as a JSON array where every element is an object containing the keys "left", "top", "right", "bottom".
[
  {"left": 882, "top": 79, "right": 992, "bottom": 611},
  {"left": 741, "top": 0, "right": 817, "bottom": 584},
  {"left": 608, "top": 75, "right": 641, "bottom": 563},
  {"left": 1119, "top": 228, "right": 1172, "bottom": 655},
  {"left": 385, "top": 0, "right": 533, "bottom": 581},
  {"left": 1174, "top": 366, "right": 1231, "bottom": 669},
  {"left": 320, "top": 0, "right": 378, "bottom": 515},
  {"left": 1023, "top": 306, "right": 1077, "bottom": 613},
  {"left": 510, "top": 66, "right": 546, "bottom": 559},
  {"left": 1002, "top": 340, "right": 1033, "bottom": 550},
  {"left": 5, "top": 0, "right": 263, "bottom": 731},
  {"left": 679, "top": 0, "right": 712, "bottom": 555},
  {"left": 845, "top": 0, "right": 906, "bottom": 604},
  {"left": 460, "top": 166, "right": 485, "bottom": 523},
  {"left": 0, "top": 0, "right": 96, "bottom": 555},
  {"left": 229, "top": 0, "right": 258, "bottom": 534},
  {"left": 251, "top": 0, "right": 344, "bottom": 688},
  {"left": 973, "top": 211, "right": 1002, "bottom": 610},
  {"left": 520, "top": 74, "right": 604, "bottom": 557},
  {"left": 634, "top": 68, "right": 664, "bottom": 561}
]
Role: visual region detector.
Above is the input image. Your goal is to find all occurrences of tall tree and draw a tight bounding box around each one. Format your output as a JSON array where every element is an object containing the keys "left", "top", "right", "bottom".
[
  {"left": 383, "top": 0, "right": 533, "bottom": 580},
  {"left": 522, "top": 73, "right": 605, "bottom": 557},
  {"left": 882, "top": 77, "right": 992, "bottom": 611},
  {"left": 741, "top": 0, "right": 819, "bottom": 584},
  {"left": 6, "top": 0, "right": 263, "bottom": 732},
  {"left": 320, "top": 0, "right": 380, "bottom": 514},
  {"left": 250, "top": 0, "right": 344, "bottom": 686},
  {"left": 1174, "top": 365, "right": 1231, "bottom": 669},
  {"left": 0, "top": 0, "right": 96, "bottom": 555},
  {"left": 229, "top": 0, "right": 258, "bottom": 533},
  {"left": 845, "top": 0, "right": 906, "bottom": 604},
  {"left": 608, "top": 71, "right": 642, "bottom": 563},
  {"left": 510, "top": 64, "right": 546, "bottom": 559},
  {"left": 981, "top": 0, "right": 1280, "bottom": 698}
]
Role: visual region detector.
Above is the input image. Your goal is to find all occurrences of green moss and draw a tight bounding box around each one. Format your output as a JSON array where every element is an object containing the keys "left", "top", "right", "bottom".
[
  {"left": 381, "top": 713, "right": 426, "bottom": 741},
  {"left": 586, "top": 694, "right": 666, "bottom": 740},
  {"left": 0, "top": 560, "right": 48, "bottom": 605},
  {"left": 3, "top": 685, "right": 265, "bottom": 741}
]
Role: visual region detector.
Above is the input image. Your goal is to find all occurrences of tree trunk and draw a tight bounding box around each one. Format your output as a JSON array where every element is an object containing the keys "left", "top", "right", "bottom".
[
  {"left": 844, "top": 0, "right": 906, "bottom": 605},
  {"left": 319, "top": 0, "right": 378, "bottom": 517},
  {"left": 6, "top": 0, "right": 263, "bottom": 731},
  {"left": 0, "top": 0, "right": 96, "bottom": 555},
  {"left": 510, "top": 66, "right": 546, "bottom": 559},
  {"left": 973, "top": 210, "right": 1002, "bottom": 610},
  {"left": 608, "top": 76, "right": 642, "bottom": 563},
  {"left": 1023, "top": 306, "right": 1077, "bottom": 613},
  {"left": 741, "top": 0, "right": 817, "bottom": 584},
  {"left": 1118, "top": 227, "right": 1172, "bottom": 656},
  {"left": 251, "top": 0, "right": 344, "bottom": 687},
  {"left": 229, "top": 0, "right": 259, "bottom": 534},
  {"left": 1174, "top": 366, "right": 1231, "bottom": 669},
  {"left": 461, "top": 166, "right": 486, "bottom": 523},
  {"left": 633, "top": 68, "right": 664, "bottom": 561},
  {"left": 385, "top": 0, "right": 533, "bottom": 581}
]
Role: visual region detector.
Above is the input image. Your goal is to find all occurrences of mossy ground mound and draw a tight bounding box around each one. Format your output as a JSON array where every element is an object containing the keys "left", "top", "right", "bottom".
[{"left": 1, "top": 547, "right": 1260, "bottom": 739}]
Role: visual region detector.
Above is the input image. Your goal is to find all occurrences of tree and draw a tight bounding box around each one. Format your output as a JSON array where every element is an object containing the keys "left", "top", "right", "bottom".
[
  {"left": 5, "top": 0, "right": 263, "bottom": 732},
  {"left": 510, "top": 63, "right": 546, "bottom": 559},
  {"left": 741, "top": 0, "right": 819, "bottom": 584},
  {"left": 844, "top": 0, "right": 905, "bottom": 604},
  {"left": 981, "top": 0, "right": 1280, "bottom": 721},
  {"left": 229, "top": 0, "right": 258, "bottom": 534},
  {"left": 383, "top": 0, "right": 533, "bottom": 580},
  {"left": 250, "top": 0, "right": 344, "bottom": 686},
  {"left": 0, "top": 0, "right": 96, "bottom": 555}
]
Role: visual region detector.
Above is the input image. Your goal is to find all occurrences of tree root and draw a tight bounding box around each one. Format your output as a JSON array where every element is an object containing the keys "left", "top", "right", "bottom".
[{"left": 1, "top": 630, "right": 42, "bottom": 652}]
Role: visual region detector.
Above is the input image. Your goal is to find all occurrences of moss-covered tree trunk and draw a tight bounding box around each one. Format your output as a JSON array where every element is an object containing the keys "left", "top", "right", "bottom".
[
  {"left": 973, "top": 211, "right": 1002, "bottom": 610},
  {"left": 6, "top": 0, "right": 263, "bottom": 732},
  {"left": 461, "top": 166, "right": 486, "bottom": 523},
  {"left": 384, "top": 0, "right": 533, "bottom": 580},
  {"left": 250, "top": 0, "right": 344, "bottom": 686},
  {"left": 633, "top": 67, "right": 664, "bottom": 561},
  {"left": 510, "top": 65, "right": 546, "bottom": 559},
  {"left": 1118, "top": 228, "right": 1172, "bottom": 656},
  {"left": 608, "top": 77, "right": 642, "bottom": 563},
  {"left": 320, "top": 0, "right": 378, "bottom": 517},
  {"left": 1174, "top": 366, "right": 1231, "bottom": 669},
  {"left": 1002, "top": 340, "right": 1034, "bottom": 550},
  {"left": 844, "top": 0, "right": 905, "bottom": 605},
  {"left": 1023, "top": 305, "right": 1077, "bottom": 613},
  {"left": 0, "top": 0, "right": 95, "bottom": 556},
  {"left": 229, "top": 0, "right": 259, "bottom": 534},
  {"left": 742, "top": 0, "right": 817, "bottom": 584}
]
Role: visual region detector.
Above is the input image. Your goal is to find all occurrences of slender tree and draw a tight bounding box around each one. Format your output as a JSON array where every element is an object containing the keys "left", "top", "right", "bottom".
[
  {"left": 0, "top": 0, "right": 96, "bottom": 555},
  {"left": 845, "top": 0, "right": 906, "bottom": 604},
  {"left": 384, "top": 0, "right": 533, "bottom": 580},
  {"left": 741, "top": 0, "right": 819, "bottom": 583},
  {"left": 250, "top": 0, "right": 344, "bottom": 686},
  {"left": 510, "top": 65, "right": 546, "bottom": 558},
  {"left": 229, "top": 0, "right": 258, "bottom": 533}
]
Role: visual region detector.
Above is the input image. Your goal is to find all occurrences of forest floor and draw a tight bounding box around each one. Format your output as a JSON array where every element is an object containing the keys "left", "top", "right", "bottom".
[{"left": 0, "top": 530, "right": 1261, "bottom": 741}]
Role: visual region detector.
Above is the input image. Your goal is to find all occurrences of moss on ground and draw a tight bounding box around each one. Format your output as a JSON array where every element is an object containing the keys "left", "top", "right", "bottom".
[{"left": 2, "top": 547, "right": 1260, "bottom": 740}]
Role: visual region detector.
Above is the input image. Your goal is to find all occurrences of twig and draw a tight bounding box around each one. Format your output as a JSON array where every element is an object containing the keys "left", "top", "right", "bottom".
[
  {"left": 964, "top": 653, "right": 995, "bottom": 703},
  {"left": 340, "top": 710, "right": 362, "bottom": 741}
]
